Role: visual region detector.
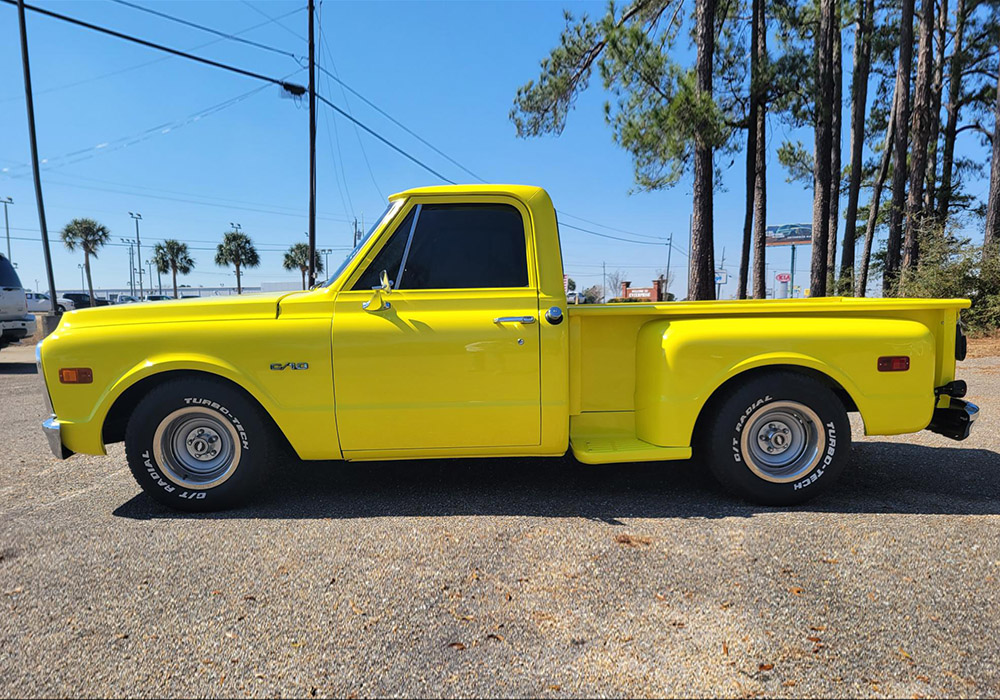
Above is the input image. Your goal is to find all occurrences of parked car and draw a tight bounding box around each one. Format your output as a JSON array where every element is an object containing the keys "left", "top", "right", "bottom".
[
  {"left": 0, "top": 254, "right": 35, "bottom": 349},
  {"left": 143, "top": 294, "right": 172, "bottom": 302},
  {"left": 114, "top": 295, "right": 140, "bottom": 304},
  {"left": 62, "top": 292, "right": 111, "bottom": 309},
  {"left": 25, "top": 291, "right": 76, "bottom": 313},
  {"left": 566, "top": 291, "right": 587, "bottom": 304},
  {"left": 37, "top": 185, "right": 977, "bottom": 512}
]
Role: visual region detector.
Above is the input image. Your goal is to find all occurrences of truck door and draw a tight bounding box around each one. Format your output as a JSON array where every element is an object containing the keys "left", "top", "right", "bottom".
[{"left": 332, "top": 199, "right": 541, "bottom": 452}]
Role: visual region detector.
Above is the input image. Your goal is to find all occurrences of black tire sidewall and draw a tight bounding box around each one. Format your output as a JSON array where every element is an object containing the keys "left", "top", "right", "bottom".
[
  {"left": 705, "top": 372, "right": 851, "bottom": 505},
  {"left": 125, "top": 378, "right": 269, "bottom": 511}
]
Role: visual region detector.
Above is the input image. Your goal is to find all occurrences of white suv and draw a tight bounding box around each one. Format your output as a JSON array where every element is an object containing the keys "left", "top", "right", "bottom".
[
  {"left": 0, "top": 255, "right": 36, "bottom": 349},
  {"left": 25, "top": 291, "right": 76, "bottom": 313}
]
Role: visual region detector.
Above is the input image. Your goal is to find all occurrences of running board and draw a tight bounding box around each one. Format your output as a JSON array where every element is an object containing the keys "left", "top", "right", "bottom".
[{"left": 570, "top": 434, "right": 691, "bottom": 464}]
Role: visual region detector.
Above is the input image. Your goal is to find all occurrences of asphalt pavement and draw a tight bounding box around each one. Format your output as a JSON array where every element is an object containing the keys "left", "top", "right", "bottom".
[{"left": 1, "top": 342, "right": 999, "bottom": 698}]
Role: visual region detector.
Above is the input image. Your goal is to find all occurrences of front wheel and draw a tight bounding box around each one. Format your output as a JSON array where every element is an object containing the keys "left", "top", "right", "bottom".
[
  {"left": 125, "top": 377, "right": 272, "bottom": 511},
  {"left": 700, "top": 371, "right": 851, "bottom": 506}
]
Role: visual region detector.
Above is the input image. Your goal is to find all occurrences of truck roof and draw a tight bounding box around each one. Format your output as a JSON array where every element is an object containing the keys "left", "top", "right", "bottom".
[{"left": 390, "top": 184, "right": 548, "bottom": 201}]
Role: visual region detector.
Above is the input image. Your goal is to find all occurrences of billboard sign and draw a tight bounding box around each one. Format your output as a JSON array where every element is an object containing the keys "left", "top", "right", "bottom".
[
  {"left": 775, "top": 272, "right": 791, "bottom": 283},
  {"left": 714, "top": 270, "right": 728, "bottom": 285},
  {"left": 765, "top": 224, "right": 812, "bottom": 247}
]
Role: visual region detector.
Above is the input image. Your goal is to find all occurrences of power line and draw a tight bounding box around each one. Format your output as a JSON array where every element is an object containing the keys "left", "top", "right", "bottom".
[
  {"left": 560, "top": 222, "right": 670, "bottom": 246},
  {"left": 317, "top": 54, "right": 468, "bottom": 190},
  {"left": 319, "top": 41, "right": 383, "bottom": 199},
  {"left": 108, "top": 0, "right": 303, "bottom": 61},
  {"left": 0, "top": 7, "right": 306, "bottom": 103},
  {"left": 241, "top": 0, "right": 306, "bottom": 42},
  {"left": 315, "top": 92, "right": 457, "bottom": 185},
  {"left": 2, "top": 0, "right": 305, "bottom": 95}
]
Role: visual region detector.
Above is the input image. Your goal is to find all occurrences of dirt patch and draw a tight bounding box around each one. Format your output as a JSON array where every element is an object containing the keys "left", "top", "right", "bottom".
[{"left": 967, "top": 331, "right": 1000, "bottom": 359}]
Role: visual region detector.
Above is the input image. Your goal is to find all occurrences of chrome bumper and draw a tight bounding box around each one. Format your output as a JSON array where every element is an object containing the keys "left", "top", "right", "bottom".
[
  {"left": 37, "top": 341, "right": 72, "bottom": 460},
  {"left": 42, "top": 415, "right": 71, "bottom": 459}
]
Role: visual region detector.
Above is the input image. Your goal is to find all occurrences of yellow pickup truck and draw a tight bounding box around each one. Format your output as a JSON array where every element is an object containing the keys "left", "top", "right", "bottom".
[{"left": 37, "top": 185, "right": 978, "bottom": 510}]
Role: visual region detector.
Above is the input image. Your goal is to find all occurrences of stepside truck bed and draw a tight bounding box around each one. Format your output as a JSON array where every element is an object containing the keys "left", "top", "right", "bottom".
[{"left": 567, "top": 297, "right": 968, "bottom": 464}]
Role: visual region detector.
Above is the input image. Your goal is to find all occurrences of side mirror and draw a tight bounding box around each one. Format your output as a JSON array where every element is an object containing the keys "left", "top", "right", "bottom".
[{"left": 362, "top": 269, "right": 393, "bottom": 312}]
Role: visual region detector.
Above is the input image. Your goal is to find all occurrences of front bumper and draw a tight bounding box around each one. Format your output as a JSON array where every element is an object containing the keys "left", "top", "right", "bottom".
[
  {"left": 927, "top": 398, "right": 979, "bottom": 441},
  {"left": 36, "top": 341, "right": 72, "bottom": 460},
  {"left": 42, "top": 416, "right": 72, "bottom": 459}
]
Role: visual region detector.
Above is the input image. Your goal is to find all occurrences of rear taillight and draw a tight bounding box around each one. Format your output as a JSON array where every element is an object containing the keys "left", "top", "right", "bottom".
[
  {"left": 878, "top": 356, "right": 910, "bottom": 372},
  {"left": 59, "top": 368, "right": 93, "bottom": 384}
]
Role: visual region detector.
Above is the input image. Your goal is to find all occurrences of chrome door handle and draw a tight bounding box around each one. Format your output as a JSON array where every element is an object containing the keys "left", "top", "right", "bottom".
[{"left": 494, "top": 316, "right": 536, "bottom": 324}]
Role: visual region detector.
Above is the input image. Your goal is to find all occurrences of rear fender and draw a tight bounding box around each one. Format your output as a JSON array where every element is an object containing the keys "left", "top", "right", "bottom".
[{"left": 634, "top": 316, "right": 937, "bottom": 448}]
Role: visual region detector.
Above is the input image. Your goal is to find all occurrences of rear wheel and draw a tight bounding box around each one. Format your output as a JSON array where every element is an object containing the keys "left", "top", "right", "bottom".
[
  {"left": 700, "top": 371, "right": 851, "bottom": 505},
  {"left": 125, "top": 377, "right": 272, "bottom": 511}
]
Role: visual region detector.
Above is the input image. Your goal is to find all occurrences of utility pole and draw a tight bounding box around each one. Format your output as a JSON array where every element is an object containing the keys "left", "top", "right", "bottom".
[
  {"left": 789, "top": 244, "right": 797, "bottom": 298},
  {"left": 1, "top": 197, "right": 12, "bottom": 261},
  {"left": 129, "top": 212, "right": 143, "bottom": 297},
  {"left": 17, "top": 0, "right": 58, "bottom": 317},
  {"left": 352, "top": 218, "right": 359, "bottom": 246},
  {"left": 665, "top": 232, "right": 673, "bottom": 298},
  {"left": 120, "top": 238, "right": 135, "bottom": 296},
  {"left": 602, "top": 261, "right": 606, "bottom": 303},
  {"left": 306, "top": 0, "right": 317, "bottom": 288},
  {"left": 716, "top": 247, "right": 726, "bottom": 299}
]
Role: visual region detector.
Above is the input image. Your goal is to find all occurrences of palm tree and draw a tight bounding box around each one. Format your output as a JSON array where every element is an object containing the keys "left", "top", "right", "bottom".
[
  {"left": 282, "top": 242, "right": 324, "bottom": 290},
  {"left": 215, "top": 230, "right": 259, "bottom": 294},
  {"left": 61, "top": 218, "right": 110, "bottom": 304},
  {"left": 153, "top": 240, "right": 195, "bottom": 299}
]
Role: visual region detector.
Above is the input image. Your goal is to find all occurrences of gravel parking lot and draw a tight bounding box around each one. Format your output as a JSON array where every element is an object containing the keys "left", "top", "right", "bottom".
[{"left": 1, "top": 342, "right": 999, "bottom": 698}]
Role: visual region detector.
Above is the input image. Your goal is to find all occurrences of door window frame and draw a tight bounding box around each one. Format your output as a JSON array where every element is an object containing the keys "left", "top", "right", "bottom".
[{"left": 341, "top": 195, "right": 539, "bottom": 294}]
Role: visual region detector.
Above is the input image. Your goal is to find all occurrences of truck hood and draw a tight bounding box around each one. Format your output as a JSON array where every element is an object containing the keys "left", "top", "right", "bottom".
[{"left": 58, "top": 291, "right": 305, "bottom": 330}]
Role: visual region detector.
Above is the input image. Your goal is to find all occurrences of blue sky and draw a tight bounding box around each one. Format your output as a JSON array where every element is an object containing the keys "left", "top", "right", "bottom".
[{"left": 0, "top": 0, "right": 992, "bottom": 298}]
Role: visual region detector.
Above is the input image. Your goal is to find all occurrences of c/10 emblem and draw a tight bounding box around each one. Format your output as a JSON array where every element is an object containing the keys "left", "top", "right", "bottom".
[{"left": 270, "top": 362, "right": 309, "bottom": 371}]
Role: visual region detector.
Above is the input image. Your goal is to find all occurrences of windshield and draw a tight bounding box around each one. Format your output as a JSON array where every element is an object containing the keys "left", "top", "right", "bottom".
[{"left": 323, "top": 201, "right": 403, "bottom": 286}]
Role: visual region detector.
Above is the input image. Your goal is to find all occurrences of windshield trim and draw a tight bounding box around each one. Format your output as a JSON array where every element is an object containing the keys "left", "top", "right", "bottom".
[{"left": 322, "top": 200, "right": 404, "bottom": 288}]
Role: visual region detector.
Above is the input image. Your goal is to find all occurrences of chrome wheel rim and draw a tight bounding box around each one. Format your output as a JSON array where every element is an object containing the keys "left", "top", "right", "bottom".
[
  {"left": 740, "top": 401, "right": 824, "bottom": 483},
  {"left": 152, "top": 407, "right": 241, "bottom": 489}
]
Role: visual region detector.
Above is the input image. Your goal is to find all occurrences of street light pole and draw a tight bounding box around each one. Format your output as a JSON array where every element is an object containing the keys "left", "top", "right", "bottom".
[
  {"left": 77, "top": 263, "right": 84, "bottom": 291},
  {"left": 120, "top": 238, "right": 135, "bottom": 297},
  {"left": 129, "top": 212, "right": 143, "bottom": 297},
  {"left": 17, "top": 0, "right": 58, "bottom": 317},
  {"left": 1, "top": 197, "right": 12, "bottom": 261}
]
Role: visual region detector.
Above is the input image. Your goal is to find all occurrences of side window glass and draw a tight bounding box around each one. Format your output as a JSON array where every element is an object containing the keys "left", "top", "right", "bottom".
[
  {"left": 398, "top": 204, "right": 528, "bottom": 290},
  {"left": 352, "top": 209, "right": 415, "bottom": 291}
]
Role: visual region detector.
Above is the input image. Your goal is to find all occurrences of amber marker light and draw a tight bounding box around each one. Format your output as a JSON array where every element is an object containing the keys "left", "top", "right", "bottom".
[
  {"left": 877, "top": 356, "right": 910, "bottom": 372},
  {"left": 59, "top": 368, "right": 93, "bottom": 384}
]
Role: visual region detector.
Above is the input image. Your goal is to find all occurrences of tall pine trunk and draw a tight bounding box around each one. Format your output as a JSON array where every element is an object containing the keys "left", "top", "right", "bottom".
[
  {"left": 751, "top": 0, "right": 768, "bottom": 300},
  {"left": 739, "top": 97, "right": 757, "bottom": 299},
  {"left": 810, "top": 0, "right": 835, "bottom": 297},
  {"left": 936, "top": 0, "right": 967, "bottom": 223},
  {"left": 689, "top": 0, "right": 717, "bottom": 301},
  {"left": 904, "top": 0, "right": 935, "bottom": 275},
  {"left": 985, "top": 66, "right": 1000, "bottom": 258},
  {"left": 840, "top": 0, "right": 874, "bottom": 292},
  {"left": 858, "top": 99, "right": 897, "bottom": 296},
  {"left": 884, "top": 0, "right": 915, "bottom": 295},
  {"left": 924, "top": 0, "right": 948, "bottom": 213},
  {"left": 827, "top": 2, "right": 843, "bottom": 292}
]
